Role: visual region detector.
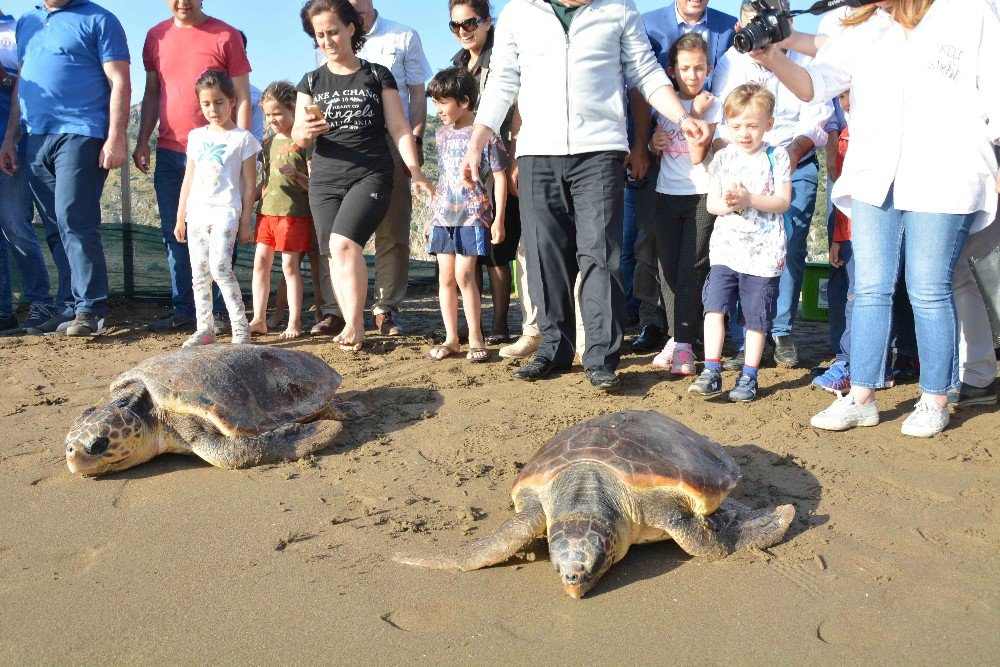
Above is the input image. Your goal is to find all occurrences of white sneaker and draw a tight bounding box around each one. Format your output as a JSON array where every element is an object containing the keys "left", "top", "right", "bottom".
[
  {"left": 182, "top": 330, "right": 217, "bottom": 348},
  {"left": 652, "top": 337, "right": 676, "bottom": 369},
  {"left": 499, "top": 335, "right": 540, "bottom": 359},
  {"left": 811, "top": 393, "right": 880, "bottom": 431},
  {"left": 901, "top": 396, "right": 950, "bottom": 438}
]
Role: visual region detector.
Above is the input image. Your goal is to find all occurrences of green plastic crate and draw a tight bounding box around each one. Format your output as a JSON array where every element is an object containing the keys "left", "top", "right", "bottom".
[{"left": 802, "top": 261, "right": 830, "bottom": 323}]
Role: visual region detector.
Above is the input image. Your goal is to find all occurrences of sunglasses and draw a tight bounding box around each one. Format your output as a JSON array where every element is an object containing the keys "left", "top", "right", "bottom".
[{"left": 449, "top": 17, "right": 487, "bottom": 34}]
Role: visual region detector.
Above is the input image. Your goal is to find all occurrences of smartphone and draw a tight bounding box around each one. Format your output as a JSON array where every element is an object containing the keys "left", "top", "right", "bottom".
[{"left": 304, "top": 104, "right": 324, "bottom": 121}]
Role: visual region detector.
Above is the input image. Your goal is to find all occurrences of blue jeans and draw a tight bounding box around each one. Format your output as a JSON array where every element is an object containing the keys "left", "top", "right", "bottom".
[
  {"left": 850, "top": 188, "right": 974, "bottom": 393},
  {"left": 0, "top": 150, "right": 55, "bottom": 315},
  {"left": 622, "top": 186, "right": 640, "bottom": 320},
  {"left": 828, "top": 240, "right": 853, "bottom": 366},
  {"left": 155, "top": 147, "right": 226, "bottom": 319},
  {"left": 26, "top": 134, "right": 108, "bottom": 317},
  {"left": 772, "top": 155, "right": 819, "bottom": 337}
]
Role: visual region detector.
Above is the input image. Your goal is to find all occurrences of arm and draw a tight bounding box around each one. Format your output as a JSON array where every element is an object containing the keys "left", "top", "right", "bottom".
[
  {"left": 100, "top": 60, "right": 131, "bottom": 170},
  {"left": 626, "top": 87, "right": 652, "bottom": 181},
  {"left": 132, "top": 70, "right": 161, "bottom": 173},
  {"left": 382, "top": 88, "right": 434, "bottom": 199},
  {"left": 0, "top": 71, "right": 21, "bottom": 176},
  {"left": 749, "top": 47, "right": 819, "bottom": 103},
  {"left": 473, "top": 7, "right": 520, "bottom": 143},
  {"left": 689, "top": 124, "right": 717, "bottom": 165},
  {"left": 291, "top": 92, "right": 329, "bottom": 150},
  {"left": 407, "top": 83, "right": 427, "bottom": 168},
  {"left": 647, "top": 86, "right": 709, "bottom": 144},
  {"left": 238, "top": 156, "right": 256, "bottom": 244},
  {"left": 825, "top": 130, "right": 840, "bottom": 181},
  {"left": 507, "top": 104, "right": 522, "bottom": 197},
  {"left": 729, "top": 179, "right": 792, "bottom": 215},
  {"left": 706, "top": 181, "right": 731, "bottom": 216},
  {"left": 174, "top": 159, "right": 196, "bottom": 243},
  {"left": 492, "top": 168, "right": 508, "bottom": 245},
  {"left": 778, "top": 31, "right": 828, "bottom": 59},
  {"left": 231, "top": 74, "right": 252, "bottom": 132}
]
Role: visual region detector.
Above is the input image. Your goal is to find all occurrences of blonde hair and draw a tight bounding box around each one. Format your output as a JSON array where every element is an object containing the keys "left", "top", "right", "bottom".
[
  {"left": 841, "top": 0, "right": 934, "bottom": 30},
  {"left": 723, "top": 83, "right": 776, "bottom": 121}
]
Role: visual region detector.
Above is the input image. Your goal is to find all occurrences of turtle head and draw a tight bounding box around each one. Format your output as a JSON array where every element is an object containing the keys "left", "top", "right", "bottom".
[
  {"left": 547, "top": 515, "right": 624, "bottom": 599},
  {"left": 66, "top": 389, "right": 155, "bottom": 476}
]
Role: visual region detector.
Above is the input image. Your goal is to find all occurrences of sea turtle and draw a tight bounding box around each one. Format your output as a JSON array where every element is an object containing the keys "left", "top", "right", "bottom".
[
  {"left": 65, "top": 345, "right": 367, "bottom": 476},
  {"left": 395, "top": 410, "right": 795, "bottom": 598}
]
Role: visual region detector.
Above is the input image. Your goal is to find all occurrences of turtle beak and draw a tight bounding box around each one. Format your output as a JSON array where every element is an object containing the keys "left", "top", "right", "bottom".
[
  {"left": 563, "top": 581, "right": 585, "bottom": 599},
  {"left": 561, "top": 570, "right": 591, "bottom": 598}
]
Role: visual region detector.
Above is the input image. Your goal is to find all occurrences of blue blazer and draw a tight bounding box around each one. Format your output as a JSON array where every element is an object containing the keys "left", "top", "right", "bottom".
[{"left": 642, "top": 4, "right": 738, "bottom": 91}]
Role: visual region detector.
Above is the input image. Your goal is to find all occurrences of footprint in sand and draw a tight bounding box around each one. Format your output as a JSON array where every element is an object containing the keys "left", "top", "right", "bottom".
[{"left": 380, "top": 601, "right": 479, "bottom": 635}]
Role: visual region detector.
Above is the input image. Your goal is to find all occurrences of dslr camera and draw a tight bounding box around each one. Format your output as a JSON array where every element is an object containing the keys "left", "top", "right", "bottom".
[{"left": 734, "top": 0, "right": 792, "bottom": 54}]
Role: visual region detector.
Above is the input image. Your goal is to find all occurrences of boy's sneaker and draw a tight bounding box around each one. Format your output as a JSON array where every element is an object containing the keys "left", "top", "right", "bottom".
[
  {"left": 182, "top": 330, "right": 217, "bottom": 348},
  {"left": 22, "top": 304, "right": 56, "bottom": 332},
  {"left": 670, "top": 343, "right": 697, "bottom": 376},
  {"left": 948, "top": 379, "right": 998, "bottom": 408},
  {"left": 812, "top": 364, "right": 850, "bottom": 393},
  {"left": 728, "top": 373, "right": 758, "bottom": 402},
  {"left": 65, "top": 313, "right": 107, "bottom": 337},
  {"left": 810, "top": 394, "right": 880, "bottom": 431},
  {"left": 26, "top": 309, "right": 74, "bottom": 335},
  {"left": 900, "top": 396, "right": 950, "bottom": 438},
  {"left": 688, "top": 368, "right": 723, "bottom": 397},
  {"left": 651, "top": 337, "right": 676, "bottom": 369}
]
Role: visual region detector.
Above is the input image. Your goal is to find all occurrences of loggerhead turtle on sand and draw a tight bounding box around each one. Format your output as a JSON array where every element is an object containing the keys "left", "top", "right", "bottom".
[
  {"left": 65, "top": 345, "right": 366, "bottom": 476},
  {"left": 396, "top": 410, "right": 795, "bottom": 598}
]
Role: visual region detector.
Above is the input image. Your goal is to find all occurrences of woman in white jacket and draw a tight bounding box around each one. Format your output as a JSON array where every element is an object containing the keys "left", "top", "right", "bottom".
[{"left": 750, "top": 0, "right": 1000, "bottom": 437}]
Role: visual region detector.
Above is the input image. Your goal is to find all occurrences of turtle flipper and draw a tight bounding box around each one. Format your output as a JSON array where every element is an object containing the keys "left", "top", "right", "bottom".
[
  {"left": 650, "top": 499, "right": 795, "bottom": 559},
  {"left": 321, "top": 399, "right": 369, "bottom": 422},
  {"left": 188, "top": 420, "right": 344, "bottom": 469},
  {"left": 728, "top": 501, "right": 796, "bottom": 551},
  {"left": 394, "top": 500, "right": 546, "bottom": 571}
]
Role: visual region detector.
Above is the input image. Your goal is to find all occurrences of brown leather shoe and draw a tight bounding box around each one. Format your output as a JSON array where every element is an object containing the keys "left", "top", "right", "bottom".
[
  {"left": 310, "top": 313, "right": 345, "bottom": 336},
  {"left": 374, "top": 311, "right": 402, "bottom": 336}
]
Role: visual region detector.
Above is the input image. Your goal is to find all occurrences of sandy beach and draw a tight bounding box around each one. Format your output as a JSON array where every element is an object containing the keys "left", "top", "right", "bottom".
[{"left": 1, "top": 289, "right": 997, "bottom": 664}]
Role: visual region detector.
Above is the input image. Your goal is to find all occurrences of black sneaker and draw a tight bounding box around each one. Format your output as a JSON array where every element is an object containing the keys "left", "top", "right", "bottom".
[
  {"left": 22, "top": 304, "right": 56, "bottom": 332},
  {"left": 26, "top": 309, "right": 75, "bottom": 335},
  {"left": 513, "top": 358, "right": 569, "bottom": 381},
  {"left": 148, "top": 314, "right": 196, "bottom": 333},
  {"left": 772, "top": 335, "right": 798, "bottom": 367},
  {"left": 586, "top": 365, "right": 621, "bottom": 392},
  {"left": 722, "top": 350, "right": 745, "bottom": 372},
  {"left": 0, "top": 314, "right": 18, "bottom": 333},
  {"left": 631, "top": 324, "right": 665, "bottom": 353},
  {"left": 65, "top": 313, "right": 107, "bottom": 336},
  {"left": 947, "top": 379, "right": 998, "bottom": 408}
]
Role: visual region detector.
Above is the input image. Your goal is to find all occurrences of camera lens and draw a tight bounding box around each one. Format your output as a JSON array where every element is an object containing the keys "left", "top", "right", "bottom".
[{"left": 734, "top": 21, "right": 770, "bottom": 54}]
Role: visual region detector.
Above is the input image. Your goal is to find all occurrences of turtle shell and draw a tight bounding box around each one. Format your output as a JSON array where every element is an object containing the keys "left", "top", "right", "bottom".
[
  {"left": 513, "top": 410, "right": 741, "bottom": 515},
  {"left": 111, "top": 345, "right": 343, "bottom": 437}
]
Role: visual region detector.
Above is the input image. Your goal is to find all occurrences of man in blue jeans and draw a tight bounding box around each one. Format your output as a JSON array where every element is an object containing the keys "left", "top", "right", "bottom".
[
  {"left": 0, "top": 0, "right": 130, "bottom": 337},
  {"left": 0, "top": 7, "right": 63, "bottom": 335}
]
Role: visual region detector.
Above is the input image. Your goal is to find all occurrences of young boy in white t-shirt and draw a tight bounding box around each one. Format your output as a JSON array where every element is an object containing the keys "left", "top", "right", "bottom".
[{"left": 691, "top": 83, "right": 792, "bottom": 402}]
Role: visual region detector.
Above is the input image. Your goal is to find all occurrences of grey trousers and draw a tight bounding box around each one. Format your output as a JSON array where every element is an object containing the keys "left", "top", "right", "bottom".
[
  {"left": 632, "top": 161, "right": 667, "bottom": 330},
  {"left": 519, "top": 151, "right": 627, "bottom": 369}
]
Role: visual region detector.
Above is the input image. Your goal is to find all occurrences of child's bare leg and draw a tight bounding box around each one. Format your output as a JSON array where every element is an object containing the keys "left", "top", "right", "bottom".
[
  {"left": 456, "top": 254, "right": 486, "bottom": 360},
  {"left": 307, "top": 249, "right": 324, "bottom": 322},
  {"left": 267, "top": 272, "right": 288, "bottom": 329},
  {"left": 743, "top": 329, "right": 766, "bottom": 370},
  {"left": 487, "top": 264, "right": 512, "bottom": 338},
  {"left": 429, "top": 253, "right": 461, "bottom": 359},
  {"left": 279, "top": 251, "right": 305, "bottom": 339},
  {"left": 703, "top": 312, "right": 726, "bottom": 362},
  {"left": 250, "top": 243, "right": 275, "bottom": 334}
]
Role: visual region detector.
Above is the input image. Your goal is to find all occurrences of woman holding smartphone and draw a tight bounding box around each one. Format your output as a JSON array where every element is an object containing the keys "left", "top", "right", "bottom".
[{"left": 293, "top": 0, "right": 432, "bottom": 351}]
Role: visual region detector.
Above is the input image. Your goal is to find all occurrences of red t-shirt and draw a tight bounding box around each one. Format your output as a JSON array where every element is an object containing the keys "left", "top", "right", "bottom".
[
  {"left": 142, "top": 17, "right": 252, "bottom": 153},
  {"left": 833, "top": 125, "right": 851, "bottom": 243}
]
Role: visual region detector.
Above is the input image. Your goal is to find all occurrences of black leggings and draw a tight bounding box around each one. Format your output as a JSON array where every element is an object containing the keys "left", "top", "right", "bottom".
[
  {"left": 655, "top": 192, "right": 716, "bottom": 344},
  {"left": 309, "top": 171, "right": 394, "bottom": 251}
]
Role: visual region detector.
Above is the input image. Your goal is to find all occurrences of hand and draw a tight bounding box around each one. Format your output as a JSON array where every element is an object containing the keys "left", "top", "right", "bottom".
[
  {"left": 132, "top": 143, "right": 151, "bottom": 174},
  {"left": 692, "top": 91, "right": 715, "bottom": 117},
  {"left": 174, "top": 220, "right": 187, "bottom": 244},
  {"left": 507, "top": 160, "right": 520, "bottom": 198},
  {"left": 829, "top": 241, "right": 843, "bottom": 268},
  {"left": 650, "top": 125, "right": 671, "bottom": 153},
  {"left": 237, "top": 222, "right": 253, "bottom": 245},
  {"left": 302, "top": 115, "right": 331, "bottom": 140},
  {"left": 995, "top": 172, "right": 1000, "bottom": 194},
  {"left": 828, "top": 163, "right": 840, "bottom": 182},
  {"left": 423, "top": 223, "right": 432, "bottom": 242},
  {"left": 99, "top": 136, "right": 127, "bottom": 171},
  {"left": 0, "top": 139, "right": 18, "bottom": 176},
  {"left": 724, "top": 182, "right": 751, "bottom": 210},
  {"left": 623, "top": 144, "right": 650, "bottom": 181},
  {"left": 278, "top": 164, "right": 297, "bottom": 178},
  {"left": 748, "top": 44, "right": 779, "bottom": 71},
  {"left": 411, "top": 172, "right": 435, "bottom": 200},
  {"left": 491, "top": 221, "right": 505, "bottom": 245},
  {"left": 680, "top": 116, "right": 709, "bottom": 145}
]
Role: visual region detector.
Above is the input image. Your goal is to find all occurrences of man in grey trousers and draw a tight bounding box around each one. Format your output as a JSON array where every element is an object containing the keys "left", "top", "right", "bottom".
[{"left": 462, "top": 0, "right": 708, "bottom": 390}]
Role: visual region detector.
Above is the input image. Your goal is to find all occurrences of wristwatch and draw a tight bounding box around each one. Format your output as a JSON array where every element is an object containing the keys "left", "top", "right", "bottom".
[{"left": 676, "top": 113, "right": 691, "bottom": 126}]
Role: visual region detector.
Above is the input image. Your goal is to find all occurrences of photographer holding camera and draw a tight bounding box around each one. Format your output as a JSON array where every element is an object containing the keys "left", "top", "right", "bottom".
[
  {"left": 750, "top": 0, "right": 1000, "bottom": 436},
  {"left": 711, "top": 0, "right": 832, "bottom": 370}
]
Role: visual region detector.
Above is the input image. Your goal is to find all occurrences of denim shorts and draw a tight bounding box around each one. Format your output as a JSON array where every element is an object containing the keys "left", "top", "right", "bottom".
[
  {"left": 427, "top": 225, "right": 488, "bottom": 257},
  {"left": 702, "top": 265, "right": 781, "bottom": 333}
]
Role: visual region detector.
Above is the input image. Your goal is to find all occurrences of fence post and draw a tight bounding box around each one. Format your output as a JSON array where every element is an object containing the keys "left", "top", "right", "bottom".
[{"left": 120, "top": 160, "right": 134, "bottom": 297}]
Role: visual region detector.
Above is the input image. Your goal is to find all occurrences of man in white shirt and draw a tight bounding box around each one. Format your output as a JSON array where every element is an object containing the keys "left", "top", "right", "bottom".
[
  {"left": 713, "top": 0, "right": 832, "bottom": 369},
  {"left": 315, "top": 0, "right": 432, "bottom": 336}
]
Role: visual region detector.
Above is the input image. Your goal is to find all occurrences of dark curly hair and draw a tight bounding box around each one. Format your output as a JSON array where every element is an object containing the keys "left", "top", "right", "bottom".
[
  {"left": 300, "top": 0, "right": 366, "bottom": 53},
  {"left": 448, "top": 0, "right": 492, "bottom": 18},
  {"left": 195, "top": 69, "right": 236, "bottom": 100}
]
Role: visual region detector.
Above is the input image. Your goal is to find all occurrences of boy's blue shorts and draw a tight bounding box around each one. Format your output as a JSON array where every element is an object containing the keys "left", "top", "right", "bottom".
[
  {"left": 427, "top": 225, "right": 488, "bottom": 257},
  {"left": 702, "top": 265, "right": 781, "bottom": 333}
]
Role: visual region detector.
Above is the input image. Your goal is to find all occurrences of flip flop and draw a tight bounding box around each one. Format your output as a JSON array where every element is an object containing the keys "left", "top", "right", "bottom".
[
  {"left": 427, "top": 344, "right": 460, "bottom": 360},
  {"left": 467, "top": 347, "right": 490, "bottom": 363}
]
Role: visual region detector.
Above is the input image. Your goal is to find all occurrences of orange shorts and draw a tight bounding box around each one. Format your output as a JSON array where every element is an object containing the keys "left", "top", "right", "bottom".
[{"left": 255, "top": 215, "right": 312, "bottom": 253}]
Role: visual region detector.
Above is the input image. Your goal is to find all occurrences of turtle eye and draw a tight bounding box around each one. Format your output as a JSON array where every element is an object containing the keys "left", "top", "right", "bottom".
[{"left": 87, "top": 437, "right": 111, "bottom": 456}]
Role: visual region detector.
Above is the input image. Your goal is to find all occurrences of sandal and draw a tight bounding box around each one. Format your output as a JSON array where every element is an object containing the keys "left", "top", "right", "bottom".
[
  {"left": 467, "top": 347, "right": 490, "bottom": 363},
  {"left": 427, "top": 344, "right": 460, "bottom": 360}
]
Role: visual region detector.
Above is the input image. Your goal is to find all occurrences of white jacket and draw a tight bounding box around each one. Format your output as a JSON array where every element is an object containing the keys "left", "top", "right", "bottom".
[
  {"left": 806, "top": 0, "right": 1000, "bottom": 232},
  {"left": 476, "top": 0, "right": 671, "bottom": 157}
]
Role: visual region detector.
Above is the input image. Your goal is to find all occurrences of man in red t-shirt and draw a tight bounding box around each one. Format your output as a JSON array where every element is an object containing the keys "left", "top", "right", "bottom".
[{"left": 133, "top": 0, "right": 252, "bottom": 333}]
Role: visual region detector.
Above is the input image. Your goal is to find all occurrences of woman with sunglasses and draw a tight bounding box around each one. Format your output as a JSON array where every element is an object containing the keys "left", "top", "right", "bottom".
[{"left": 448, "top": 0, "right": 539, "bottom": 359}]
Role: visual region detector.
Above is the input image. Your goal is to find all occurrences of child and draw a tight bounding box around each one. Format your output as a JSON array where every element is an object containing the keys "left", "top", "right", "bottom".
[
  {"left": 648, "top": 33, "right": 722, "bottom": 376},
  {"left": 691, "top": 83, "right": 792, "bottom": 402},
  {"left": 423, "top": 66, "right": 508, "bottom": 363},
  {"left": 249, "top": 81, "right": 314, "bottom": 339},
  {"left": 175, "top": 70, "right": 261, "bottom": 347}
]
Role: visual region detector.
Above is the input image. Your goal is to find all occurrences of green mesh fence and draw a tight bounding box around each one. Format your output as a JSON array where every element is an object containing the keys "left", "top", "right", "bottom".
[{"left": 9, "top": 221, "right": 439, "bottom": 305}]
